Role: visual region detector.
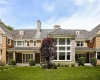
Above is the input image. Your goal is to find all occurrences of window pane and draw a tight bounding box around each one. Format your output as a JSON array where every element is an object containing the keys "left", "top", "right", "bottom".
[
  {"left": 59, "top": 38, "right": 65, "bottom": 45},
  {"left": 31, "top": 54, "right": 33, "bottom": 59},
  {"left": 67, "top": 47, "right": 70, "bottom": 51},
  {"left": 59, "top": 52, "right": 65, "bottom": 60},
  {"left": 54, "top": 38, "right": 57, "bottom": 45},
  {"left": 27, "top": 41, "right": 29, "bottom": 46},
  {"left": 34, "top": 41, "right": 36, "bottom": 46},
  {"left": 97, "top": 52, "right": 100, "bottom": 59},
  {"left": 67, "top": 52, "right": 70, "bottom": 60},
  {"left": 76, "top": 41, "right": 80, "bottom": 46},
  {"left": 67, "top": 38, "right": 70, "bottom": 45},
  {"left": 59, "top": 47, "right": 65, "bottom": 51}
]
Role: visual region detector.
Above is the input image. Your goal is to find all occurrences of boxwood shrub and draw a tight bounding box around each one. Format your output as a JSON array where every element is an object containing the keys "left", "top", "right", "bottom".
[
  {"left": 78, "top": 57, "right": 85, "bottom": 66},
  {"left": 29, "top": 59, "right": 35, "bottom": 66},
  {"left": 91, "top": 58, "right": 97, "bottom": 66},
  {"left": 9, "top": 59, "right": 16, "bottom": 66}
]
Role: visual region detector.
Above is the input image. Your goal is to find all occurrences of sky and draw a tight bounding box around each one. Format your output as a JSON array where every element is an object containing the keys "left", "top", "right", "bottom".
[{"left": 0, "top": 0, "right": 100, "bottom": 31}]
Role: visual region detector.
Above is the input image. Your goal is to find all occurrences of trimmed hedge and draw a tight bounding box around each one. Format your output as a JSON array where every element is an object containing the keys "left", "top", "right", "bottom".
[
  {"left": 91, "top": 58, "right": 97, "bottom": 66},
  {"left": 29, "top": 59, "right": 35, "bottom": 66},
  {"left": 78, "top": 57, "right": 85, "bottom": 66},
  {"left": 9, "top": 59, "right": 16, "bottom": 66},
  {"left": 0, "top": 60, "right": 4, "bottom": 66}
]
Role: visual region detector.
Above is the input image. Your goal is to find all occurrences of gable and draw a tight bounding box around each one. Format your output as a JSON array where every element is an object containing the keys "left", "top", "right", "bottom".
[
  {"left": 0, "top": 27, "right": 5, "bottom": 34},
  {"left": 97, "top": 30, "right": 100, "bottom": 34}
]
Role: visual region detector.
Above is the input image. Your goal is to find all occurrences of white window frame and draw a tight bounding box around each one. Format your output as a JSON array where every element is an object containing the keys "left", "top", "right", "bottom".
[
  {"left": 76, "top": 41, "right": 85, "bottom": 47},
  {"left": 20, "top": 31, "right": 24, "bottom": 35},
  {"left": 53, "top": 38, "right": 71, "bottom": 61},
  {"left": 7, "top": 38, "right": 11, "bottom": 45},
  {"left": 26, "top": 41, "right": 30, "bottom": 46},
  {"left": 33, "top": 40, "right": 36, "bottom": 47},
  {"left": 0, "top": 36, "right": 2, "bottom": 44},
  {"left": 15, "top": 40, "right": 25, "bottom": 47}
]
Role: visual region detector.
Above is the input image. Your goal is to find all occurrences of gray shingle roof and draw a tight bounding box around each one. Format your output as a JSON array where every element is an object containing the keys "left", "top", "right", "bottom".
[
  {"left": 89, "top": 24, "right": 100, "bottom": 38},
  {"left": 7, "top": 47, "right": 39, "bottom": 51},
  {"left": 75, "top": 47, "right": 95, "bottom": 51},
  {"left": 11, "top": 29, "right": 37, "bottom": 39},
  {"left": 0, "top": 24, "right": 12, "bottom": 37},
  {"left": 49, "top": 29, "right": 76, "bottom": 36},
  {"left": 11, "top": 29, "right": 89, "bottom": 40}
]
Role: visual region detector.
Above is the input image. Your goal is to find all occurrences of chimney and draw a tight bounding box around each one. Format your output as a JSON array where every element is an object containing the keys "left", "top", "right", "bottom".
[
  {"left": 37, "top": 20, "right": 41, "bottom": 32},
  {"left": 54, "top": 25, "right": 60, "bottom": 29}
]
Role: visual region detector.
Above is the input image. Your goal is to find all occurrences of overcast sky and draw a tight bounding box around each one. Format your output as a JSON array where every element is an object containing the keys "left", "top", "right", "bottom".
[{"left": 0, "top": 0, "right": 100, "bottom": 31}]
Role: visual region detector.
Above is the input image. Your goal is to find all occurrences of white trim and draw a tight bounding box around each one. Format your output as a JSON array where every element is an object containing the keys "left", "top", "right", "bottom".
[
  {"left": 96, "top": 52, "right": 97, "bottom": 59},
  {"left": 33, "top": 40, "right": 36, "bottom": 47},
  {"left": 0, "top": 50, "right": 1, "bottom": 60},
  {"left": 0, "top": 27, "right": 6, "bottom": 34},
  {"left": 0, "top": 36, "right": 2, "bottom": 44}
]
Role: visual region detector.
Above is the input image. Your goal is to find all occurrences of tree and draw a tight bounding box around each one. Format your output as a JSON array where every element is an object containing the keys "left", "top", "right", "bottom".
[
  {"left": 0, "top": 19, "right": 13, "bottom": 31},
  {"left": 40, "top": 37, "right": 56, "bottom": 69}
]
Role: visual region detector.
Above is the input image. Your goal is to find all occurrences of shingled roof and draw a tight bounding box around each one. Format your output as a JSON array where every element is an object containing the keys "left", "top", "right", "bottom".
[
  {"left": 49, "top": 28, "right": 76, "bottom": 36},
  {"left": 0, "top": 24, "right": 12, "bottom": 37},
  {"left": 89, "top": 24, "right": 100, "bottom": 38},
  {"left": 11, "top": 29, "right": 37, "bottom": 39}
]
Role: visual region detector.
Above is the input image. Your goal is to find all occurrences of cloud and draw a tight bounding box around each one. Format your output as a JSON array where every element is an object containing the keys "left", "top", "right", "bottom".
[
  {"left": 42, "top": 2, "right": 55, "bottom": 12},
  {"left": 0, "top": 0, "right": 10, "bottom": 5},
  {"left": 41, "top": 0, "right": 100, "bottom": 31}
]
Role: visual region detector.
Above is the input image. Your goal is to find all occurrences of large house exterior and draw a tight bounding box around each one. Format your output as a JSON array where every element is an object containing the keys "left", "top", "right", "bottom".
[{"left": 0, "top": 20, "right": 100, "bottom": 65}]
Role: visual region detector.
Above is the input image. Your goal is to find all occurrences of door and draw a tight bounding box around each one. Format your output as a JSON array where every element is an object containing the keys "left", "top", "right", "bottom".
[
  {"left": 35, "top": 53, "right": 40, "bottom": 63},
  {"left": 16, "top": 53, "right": 22, "bottom": 63},
  {"left": 86, "top": 53, "right": 89, "bottom": 63}
]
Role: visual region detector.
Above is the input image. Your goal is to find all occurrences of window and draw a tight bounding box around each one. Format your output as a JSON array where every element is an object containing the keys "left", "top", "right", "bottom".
[
  {"left": 14, "top": 41, "right": 16, "bottom": 46},
  {"left": 54, "top": 38, "right": 57, "bottom": 45},
  {"left": 27, "top": 41, "right": 30, "bottom": 46},
  {"left": 20, "top": 31, "right": 24, "bottom": 35},
  {"left": 67, "top": 47, "right": 70, "bottom": 51},
  {"left": 97, "top": 52, "right": 100, "bottom": 59},
  {"left": 67, "top": 52, "right": 70, "bottom": 60},
  {"left": 59, "top": 47, "right": 65, "bottom": 51},
  {"left": 59, "top": 52, "right": 65, "bottom": 60},
  {"left": 76, "top": 31, "right": 80, "bottom": 35},
  {"left": 34, "top": 41, "right": 36, "bottom": 46},
  {"left": 76, "top": 41, "right": 84, "bottom": 46},
  {"left": 7, "top": 38, "right": 10, "bottom": 45},
  {"left": 17, "top": 41, "right": 24, "bottom": 46},
  {"left": 67, "top": 38, "right": 70, "bottom": 45},
  {"left": 59, "top": 38, "right": 65, "bottom": 45},
  {"left": 0, "top": 36, "right": 2, "bottom": 44}
]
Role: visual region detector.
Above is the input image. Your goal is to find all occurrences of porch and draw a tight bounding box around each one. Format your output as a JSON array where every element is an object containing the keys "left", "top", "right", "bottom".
[
  {"left": 7, "top": 47, "right": 41, "bottom": 64},
  {"left": 75, "top": 47, "right": 96, "bottom": 63}
]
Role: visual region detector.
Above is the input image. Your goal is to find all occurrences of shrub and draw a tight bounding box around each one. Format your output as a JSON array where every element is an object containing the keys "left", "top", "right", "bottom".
[
  {"left": 0, "top": 60, "right": 4, "bottom": 66},
  {"left": 29, "top": 59, "right": 35, "bottom": 66},
  {"left": 78, "top": 57, "right": 85, "bottom": 66},
  {"left": 9, "top": 59, "right": 16, "bottom": 66},
  {"left": 57, "top": 63, "right": 61, "bottom": 67},
  {"left": 65, "top": 64, "right": 69, "bottom": 67},
  {"left": 91, "top": 58, "right": 97, "bottom": 66},
  {"left": 71, "top": 63, "right": 75, "bottom": 67}
]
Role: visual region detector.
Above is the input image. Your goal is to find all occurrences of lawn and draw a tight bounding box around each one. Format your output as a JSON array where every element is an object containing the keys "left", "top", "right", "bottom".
[{"left": 0, "top": 66, "right": 100, "bottom": 80}]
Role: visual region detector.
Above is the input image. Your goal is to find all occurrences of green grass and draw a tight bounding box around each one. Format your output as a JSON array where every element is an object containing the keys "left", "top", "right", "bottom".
[{"left": 0, "top": 66, "right": 100, "bottom": 80}]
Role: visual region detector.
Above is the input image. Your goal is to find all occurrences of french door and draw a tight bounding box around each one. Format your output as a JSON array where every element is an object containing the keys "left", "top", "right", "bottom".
[{"left": 23, "top": 54, "right": 33, "bottom": 62}]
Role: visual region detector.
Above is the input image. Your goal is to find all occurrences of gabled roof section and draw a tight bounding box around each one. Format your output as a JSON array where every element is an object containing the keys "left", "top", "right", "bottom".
[
  {"left": 89, "top": 24, "right": 100, "bottom": 38},
  {"left": 48, "top": 28, "right": 75, "bottom": 36},
  {"left": 0, "top": 24, "right": 12, "bottom": 37},
  {"left": 11, "top": 29, "right": 37, "bottom": 39}
]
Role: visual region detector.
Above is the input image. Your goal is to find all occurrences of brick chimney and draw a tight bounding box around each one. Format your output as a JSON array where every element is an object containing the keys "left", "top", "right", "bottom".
[
  {"left": 54, "top": 25, "right": 60, "bottom": 29},
  {"left": 37, "top": 20, "right": 41, "bottom": 32}
]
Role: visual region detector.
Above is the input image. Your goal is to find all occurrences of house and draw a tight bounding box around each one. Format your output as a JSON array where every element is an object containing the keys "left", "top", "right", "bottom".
[{"left": 0, "top": 20, "right": 100, "bottom": 65}]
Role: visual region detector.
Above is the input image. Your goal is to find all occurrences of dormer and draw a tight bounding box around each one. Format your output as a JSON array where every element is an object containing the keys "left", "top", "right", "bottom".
[
  {"left": 20, "top": 31, "right": 24, "bottom": 35},
  {"left": 76, "top": 31, "right": 80, "bottom": 35}
]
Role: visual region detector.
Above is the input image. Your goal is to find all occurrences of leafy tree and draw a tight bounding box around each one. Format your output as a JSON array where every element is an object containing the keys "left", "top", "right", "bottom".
[
  {"left": 0, "top": 19, "right": 13, "bottom": 31},
  {"left": 40, "top": 37, "right": 56, "bottom": 69}
]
